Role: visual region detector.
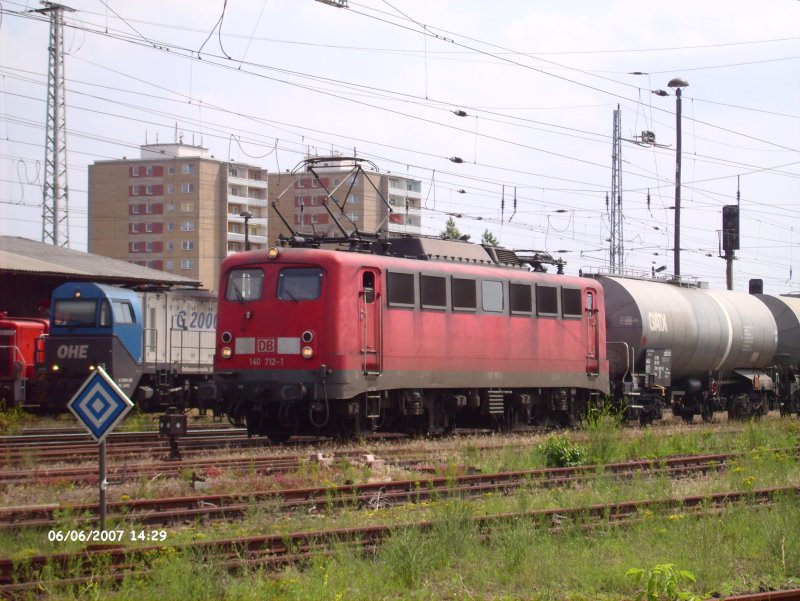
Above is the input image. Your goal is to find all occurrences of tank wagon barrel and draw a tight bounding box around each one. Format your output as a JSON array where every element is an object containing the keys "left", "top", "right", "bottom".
[{"left": 597, "top": 275, "right": 780, "bottom": 422}]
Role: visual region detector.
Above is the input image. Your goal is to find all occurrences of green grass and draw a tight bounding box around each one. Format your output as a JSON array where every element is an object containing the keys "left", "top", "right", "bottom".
[{"left": 5, "top": 418, "right": 800, "bottom": 599}]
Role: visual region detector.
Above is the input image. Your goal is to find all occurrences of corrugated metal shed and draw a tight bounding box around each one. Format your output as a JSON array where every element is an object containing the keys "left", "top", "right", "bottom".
[
  {"left": 0, "top": 236, "right": 199, "bottom": 286},
  {"left": 0, "top": 237, "right": 202, "bottom": 316}
]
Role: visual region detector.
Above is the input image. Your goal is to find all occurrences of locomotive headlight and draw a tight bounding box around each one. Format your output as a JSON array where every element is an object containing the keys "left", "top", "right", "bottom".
[
  {"left": 221, "top": 331, "right": 233, "bottom": 344},
  {"left": 51, "top": 364, "right": 60, "bottom": 372},
  {"left": 301, "top": 346, "right": 314, "bottom": 359},
  {"left": 221, "top": 346, "right": 233, "bottom": 359},
  {"left": 267, "top": 247, "right": 280, "bottom": 260},
  {"left": 302, "top": 330, "right": 314, "bottom": 343}
]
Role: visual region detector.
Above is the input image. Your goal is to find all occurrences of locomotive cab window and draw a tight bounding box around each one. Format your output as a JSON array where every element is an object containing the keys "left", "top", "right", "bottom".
[
  {"left": 112, "top": 301, "right": 136, "bottom": 324},
  {"left": 482, "top": 280, "right": 504, "bottom": 313},
  {"left": 387, "top": 272, "right": 415, "bottom": 307},
  {"left": 452, "top": 277, "right": 477, "bottom": 311},
  {"left": 277, "top": 268, "right": 323, "bottom": 301},
  {"left": 536, "top": 285, "right": 559, "bottom": 317},
  {"left": 99, "top": 300, "right": 112, "bottom": 327},
  {"left": 53, "top": 300, "right": 97, "bottom": 327},
  {"left": 420, "top": 275, "right": 447, "bottom": 310},
  {"left": 509, "top": 283, "right": 533, "bottom": 315},
  {"left": 226, "top": 269, "right": 264, "bottom": 302},
  {"left": 562, "top": 288, "right": 583, "bottom": 318}
]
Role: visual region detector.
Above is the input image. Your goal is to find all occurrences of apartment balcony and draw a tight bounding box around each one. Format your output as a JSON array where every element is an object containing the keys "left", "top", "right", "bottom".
[
  {"left": 228, "top": 193, "right": 268, "bottom": 208},
  {"left": 226, "top": 232, "right": 268, "bottom": 245},
  {"left": 228, "top": 174, "right": 268, "bottom": 188}
]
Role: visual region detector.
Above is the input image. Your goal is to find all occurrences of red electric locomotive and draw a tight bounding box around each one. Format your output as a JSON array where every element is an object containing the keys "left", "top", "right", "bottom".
[{"left": 213, "top": 236, "right": 609, "bottom": 440}]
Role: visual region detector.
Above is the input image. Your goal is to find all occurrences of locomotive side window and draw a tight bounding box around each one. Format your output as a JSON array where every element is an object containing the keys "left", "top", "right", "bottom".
[
  {"left": 451, "top": 277, "right": 477, "bottom": 311},
  {"left": 226, "top": 268, "right": 264, "bottom": 302},
  {"left": 482, "top": 280, "right": 504, "bottom": 313},
  {"left": 53, "top": 300, "right": 97, "bottom": 327},
  {"left": 562, "top": 288, "right": 582, "bottom": 318},
  {"left": 277, "top": 268, "right": 323, "bottom": 301},
  {"left": 112, "top": 301, "right": 135, "bottom": 324},
  {"left": 509, "top": 283, "right": 533, "bottom": 314},
  {"left": 387, "top": 272, "right": 416, "bottom": 307},
  {"left": 420, "top": 275, "right": 447, "bottom": 309},
  {"left": 99, "top": 300, "right": 112, "bottom": 327},
  {"left": 536, "top": 285, "right": 559, "bottom": 317}
]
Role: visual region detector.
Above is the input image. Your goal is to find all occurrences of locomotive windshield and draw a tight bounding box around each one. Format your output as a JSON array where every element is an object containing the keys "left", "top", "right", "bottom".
[
  {"left": 226, "top": 269, "right": 264, "bottom": 302},
  {"left": 52, "top": 300, "right": 98, "bottom": 327},
  {"left": 277, "top": 268, "right": 323, "bottom": 301}
]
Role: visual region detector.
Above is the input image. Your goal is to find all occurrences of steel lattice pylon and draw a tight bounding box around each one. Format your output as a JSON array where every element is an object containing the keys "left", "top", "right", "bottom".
[
  {"left": 609, "top": 106, "right": 623, "bottom": 273},
  {"left": 38, "top": 2, "right": 74, "bottom": 247}
]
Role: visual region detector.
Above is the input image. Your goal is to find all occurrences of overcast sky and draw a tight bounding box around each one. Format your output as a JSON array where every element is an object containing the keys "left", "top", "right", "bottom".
[{"left": 2, "top": 0, "right": 799, "bottom": 292}]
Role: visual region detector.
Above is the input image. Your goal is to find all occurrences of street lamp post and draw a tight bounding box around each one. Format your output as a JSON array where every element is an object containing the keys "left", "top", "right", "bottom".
[
  {"left": 240, "top": 210, "right": 253, "bottom": 251},
  {"left": 668, "top": 77, "right": 689, "bottom": 279}
]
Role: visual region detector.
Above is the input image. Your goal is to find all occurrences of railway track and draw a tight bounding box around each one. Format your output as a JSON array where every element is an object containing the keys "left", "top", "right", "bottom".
[
  {"left": 0, "top": 428, "right": 258, "bottom": 464},
  {"left": 0, "top": 449, "right": 765, "bottom": 531},
  {"left": 1, "top": 485, "right": 797, "bottom": 597}
]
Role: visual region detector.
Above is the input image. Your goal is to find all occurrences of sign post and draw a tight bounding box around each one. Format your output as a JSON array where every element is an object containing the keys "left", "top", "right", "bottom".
[{"left": 67, "top": 366, "right": 134, "bottom": 530}]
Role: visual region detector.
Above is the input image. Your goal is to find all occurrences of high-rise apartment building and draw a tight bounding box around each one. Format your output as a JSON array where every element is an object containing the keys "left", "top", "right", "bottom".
[
  {"left": 88, "top": 150, "right": 422, "bottom": 291},
  {"left": 88, "top": 143, "right": 268, "bottom": 290},
  {"left": 267, "top": 157, "right": 422, "bottom": 244}
]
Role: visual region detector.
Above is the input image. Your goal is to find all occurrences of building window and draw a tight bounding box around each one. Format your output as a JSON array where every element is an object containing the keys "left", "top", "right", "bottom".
[
  {"left": 181, "top": 202, "right": 194, "bottom": 212},
  {"left": 145, "top": 241, "right": 154, "bottom": 252},
  {"left": 130, "top": 223, "right": 140, "bottom": 234},
  {"left": 131, "top": 204, "right": 140, "bottom": 214},
  {"left": 131, "top": 185, "right": 139, "bottom": 196},
  {"left": 145, "top": 165, "right": 154, "bottom": 176},
  {"left": 181, "top": 259, "right": 194, "bottom": 270},
  {"left": 166, "top": 202, "right": 175, "bottom": 213},
  {"left": 181, "top": 183, "right": 194, "bottom": 193},
  {"left": 167, "top": 242, "right": 175, "bottom": 252},
  {"left": 166, "top": 223, "right": 175, "bottom": 232},
  {"left": 166, "top": 259, "right": 174, "bottom": 270},
  {"left": 168, "top": 165, "right": 175, "bottom": 175},
  {"left": 181, "top": 164, "right": 195, "bottom": 175},
  {"left": 181, "top": 221, "right": 194, "bottom": 232},
  {"left": 181, "top": 240, "right": 194, "bottom": 250},
  {"left": 131, "top": 166, "right": 140, "bottom": 177},
  {"left": 145, "top": 204, "right": 154, "bottom": 214},
  {"left": 167, "top": 184, "right": 175, "bottom": 194}
]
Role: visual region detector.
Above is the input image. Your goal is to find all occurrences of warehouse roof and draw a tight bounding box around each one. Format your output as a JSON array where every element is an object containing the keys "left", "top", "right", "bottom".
[{"left": 0, "top": 236, "right": 200, "bottom": 287}]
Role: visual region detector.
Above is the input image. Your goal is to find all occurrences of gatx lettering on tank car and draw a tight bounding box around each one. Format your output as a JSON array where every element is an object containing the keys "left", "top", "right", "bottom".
[{"left": 211, "top": 237, "right": 610, "bottom": 440}]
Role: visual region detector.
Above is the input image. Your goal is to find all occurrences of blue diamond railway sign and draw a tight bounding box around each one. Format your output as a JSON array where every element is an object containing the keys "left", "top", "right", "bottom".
[{"left": 67, "top": 366, "right": 134, "bottom": 443}]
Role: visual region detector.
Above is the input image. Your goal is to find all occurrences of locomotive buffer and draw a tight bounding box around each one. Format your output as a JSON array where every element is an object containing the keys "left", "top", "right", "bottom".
[{"left": 67, "top": 365, "right": 134, "bottom": 529}]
